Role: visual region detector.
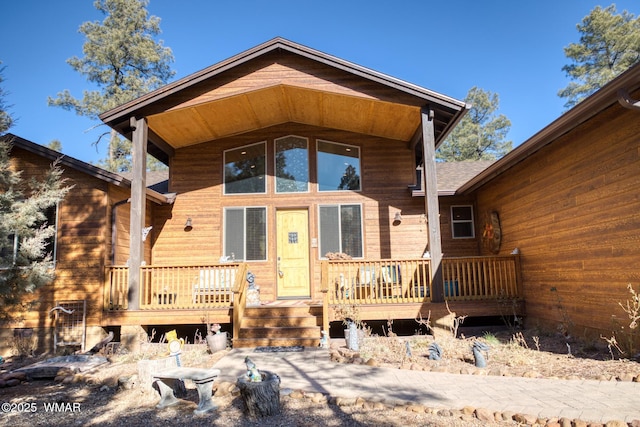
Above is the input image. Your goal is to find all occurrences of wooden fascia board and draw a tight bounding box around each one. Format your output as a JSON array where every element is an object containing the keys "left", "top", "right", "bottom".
[
  {"left": 2, "top": 133, "right": 127, "bottom": 187},
  {"left": 3, "top": 133, "right": 174, "bottom": 205},
  {"left": 458, "top": 63, "right": 640, "bottom": 195}
]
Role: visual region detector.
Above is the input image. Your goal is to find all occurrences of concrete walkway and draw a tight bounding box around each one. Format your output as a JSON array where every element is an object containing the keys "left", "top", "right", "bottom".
[{"left": 213, "top": 346, "right": 640, "bottom": 424}]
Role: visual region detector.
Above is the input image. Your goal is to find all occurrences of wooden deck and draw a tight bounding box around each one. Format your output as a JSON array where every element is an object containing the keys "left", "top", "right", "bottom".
[{"left": 103, "top": 255, "right": 523, "bottom": 337}]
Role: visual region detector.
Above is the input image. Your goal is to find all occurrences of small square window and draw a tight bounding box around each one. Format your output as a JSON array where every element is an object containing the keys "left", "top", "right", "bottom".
[{"left": 451, "top": 205, "right": 475, "bottom": 238}]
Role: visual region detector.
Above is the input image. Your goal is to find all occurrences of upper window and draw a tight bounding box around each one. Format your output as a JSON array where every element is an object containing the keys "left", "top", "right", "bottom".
[
  {"left": 451, "top": 205, "right": 475, "bottom": 239},
  {"left": 317, "top": 140, "right": 361, "bottom": 192},
  {"left": 224, "top": 207, "right": 267, "bottom": 261},
  {"left": 275, "top": 136, "right": 309, "bottom": 193},
  {"left": 319, "top": 204, "right": 363, "bottom": 258},
  {"left": 224, "top": 142, "right": 266, "bottom": 194}
]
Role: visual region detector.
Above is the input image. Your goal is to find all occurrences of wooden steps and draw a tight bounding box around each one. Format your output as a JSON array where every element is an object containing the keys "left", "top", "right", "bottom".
[{"left": 233, "top": 305, "right": 322, "bottom": 348}]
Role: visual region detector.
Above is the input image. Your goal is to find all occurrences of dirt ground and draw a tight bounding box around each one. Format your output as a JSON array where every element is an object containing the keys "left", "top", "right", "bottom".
[{"left": 1, "top": 329, "right": 639, "bottom": 427}]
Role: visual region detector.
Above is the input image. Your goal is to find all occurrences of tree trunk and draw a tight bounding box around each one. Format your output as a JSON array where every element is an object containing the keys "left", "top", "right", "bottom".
[{"left": 236, "top": 370, "right": 280, "bottom": 417}]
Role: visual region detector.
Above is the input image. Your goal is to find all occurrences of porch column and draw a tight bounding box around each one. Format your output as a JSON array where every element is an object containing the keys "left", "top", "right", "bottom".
[
  {"left": 128, "top": 117, "right": 148, "bottom": 310},
  {"left": 421, "top": 107, "right": 444, "bottom": 302}
]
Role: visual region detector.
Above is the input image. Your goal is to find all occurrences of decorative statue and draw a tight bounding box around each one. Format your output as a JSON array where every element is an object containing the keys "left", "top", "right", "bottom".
[
  {"left": 247, "top": 271, "right": 256, "bottom": 289},
  {"left": 244, "top": 356, "right": 262, "bottom": 382},
  {"left": 319, "top": 330, "right": 329, "bottom": 349},
  {"left": 472, "top": 341, "right": 490, "bottom": 368},
  {"left": 428, "top": 342, "right": 443, "bottom": 360}
]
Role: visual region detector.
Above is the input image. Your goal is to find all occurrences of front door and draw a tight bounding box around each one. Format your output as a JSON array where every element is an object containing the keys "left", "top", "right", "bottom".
[{"left": 276, "top": 209, "right": 310, "bottom": 298}]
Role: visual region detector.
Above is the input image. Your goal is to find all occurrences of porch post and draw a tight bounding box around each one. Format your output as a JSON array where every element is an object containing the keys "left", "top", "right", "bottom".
[
  {"left": 128, "top": 117, "right": 148, "bottom": 310},
  {"left": 421, "top": 107, "right": 444, "bottom": 302}
]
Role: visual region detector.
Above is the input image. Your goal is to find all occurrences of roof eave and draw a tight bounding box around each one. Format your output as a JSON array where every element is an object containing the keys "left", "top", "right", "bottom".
[{"left": 99, "top": 37, "right": 467, "bottom": 129}]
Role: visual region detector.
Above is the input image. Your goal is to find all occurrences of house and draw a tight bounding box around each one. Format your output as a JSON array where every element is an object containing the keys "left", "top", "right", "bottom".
[
  {"left": 2, "top": 38, "right": 517, "bottom": 354},
  {"left": 461, "top": 62, "right": 640, "bottom": 342}
]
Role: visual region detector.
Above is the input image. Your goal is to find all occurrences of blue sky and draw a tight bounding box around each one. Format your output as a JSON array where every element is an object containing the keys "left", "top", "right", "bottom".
[{"left": 2, "top": 1, "right": 639, "bottom": 164}]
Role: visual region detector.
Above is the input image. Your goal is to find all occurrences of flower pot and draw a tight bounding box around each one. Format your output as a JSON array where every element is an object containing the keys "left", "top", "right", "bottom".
[{"left": 206, "top": 332, "right": 227, "bottom": 353}]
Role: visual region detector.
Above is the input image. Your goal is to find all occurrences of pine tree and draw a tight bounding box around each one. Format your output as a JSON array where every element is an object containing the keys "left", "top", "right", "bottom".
[
  {"left": 437, "top": 87, "right": 512, "bottom": 162},
  {"left": 48, "top": 0, "right": 175, "bottom": 172},
  {"left": 1, "top": 68, "right": 72, "bottom": 322},
  {"left": 558, "top": 5, "right": 640, "bottom": 109}
]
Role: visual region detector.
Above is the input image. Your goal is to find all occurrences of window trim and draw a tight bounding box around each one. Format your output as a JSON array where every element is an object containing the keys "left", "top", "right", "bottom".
[
  {"left": 223, "top": 206, "right": 268, "bottom": 262},
  {"left": 223, "top": 141, "right": 267, "bottom": 195},
  {"left": 316, "top": 139, "right": 361, "bottom": 193},
  {"left": 274, "top": 135, "right": 310, "bottom": 194},
  {"left": 450, "top": 205, "right": 475, "bottom": 239},
  {"left": 318, "top": 203, "right": 364, "bottom": 259}
]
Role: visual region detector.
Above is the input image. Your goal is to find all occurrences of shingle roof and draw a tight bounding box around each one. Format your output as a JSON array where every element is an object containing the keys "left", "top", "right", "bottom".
[{"left": 436, "top": 161, "right": 495, "bottom": 195}]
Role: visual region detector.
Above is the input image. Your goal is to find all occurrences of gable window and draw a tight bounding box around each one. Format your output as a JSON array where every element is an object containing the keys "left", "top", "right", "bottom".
[
  {"left": 275, "top": 136, "right": 309, "bottom": 193},
  {"left": 0, "top": 204, "right": 58, "bottom": 267},
  {"left": 224, "top": 142, "right": 266, "bottom": 194},
  {"left": 319, "top": 204, "right": 363, "bottom": 258},
  {"left": 224, "top": 207, "right": 267, "bottom": 261},
  {"left": 451, "top": 205, "right": 475, "bottom": 238},
  {"left": 317, "top": 140, "right": 361, "bottom": 192}
]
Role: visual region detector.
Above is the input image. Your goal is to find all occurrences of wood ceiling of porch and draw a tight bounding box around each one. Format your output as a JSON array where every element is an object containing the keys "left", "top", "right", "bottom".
[{"left": 146, "top": 84, "right": 421, "bottom": 149}]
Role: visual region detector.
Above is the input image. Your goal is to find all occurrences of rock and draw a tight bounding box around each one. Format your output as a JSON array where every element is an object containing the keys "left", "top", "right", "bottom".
[
  {"left": 558, "top": 417, "right": 572, "bottom": 427},
  {"left": 365, "top": 358, "right": 378, "bottom": 367},
  {"left": 0, "top": 379, "right": 5, "bottom": 388},
  {"left": 573, "top": 419, "right": 588, "bottom": 427},
  {"left": 4, "top": 372, "right": 27, "bottom": 382},
  {"left": 289, "top": 390, "right": 305, "bottom": 399},
  {"left": 501, "top": 411, "right": 515, "bottom": 421},
  {"left": 117, "top": 374, "right": 137, "bottom": 390},
  {"left": 5, "top": 378, "right": 21, "bottom": 387},
  {"left": 335, "top": 397, "right": 357, "bottom": 407},
  {"left": 605, "top": 421, "right": 629, "bottom": 427},
  {"left": 617, "top": 373, "right": 635, "bottom": 382},
  {"left": 461, "top": 406, "right": 475, "bottom": 416},
  {"left": 513, "top": 413, "right": 537, "bottom": 424},
  {"left": 408, "top": 404, "right": 426, "bottom": 413},
  {"left": 474, "top": 408, "right": 495, "bottom": 423}
]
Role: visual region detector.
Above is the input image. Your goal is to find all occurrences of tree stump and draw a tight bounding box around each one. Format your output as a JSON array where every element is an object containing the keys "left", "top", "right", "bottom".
[{"left": 236, "top": 370, "right": 281, "bottom": 417}]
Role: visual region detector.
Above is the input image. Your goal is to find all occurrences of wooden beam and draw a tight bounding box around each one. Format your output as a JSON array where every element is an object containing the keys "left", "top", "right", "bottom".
[
  {"left": 421, "top": 107, "right": 444, "bottom": 302},
  {"left": 128, "top": 117, "right": 148, "bottom": 310}
]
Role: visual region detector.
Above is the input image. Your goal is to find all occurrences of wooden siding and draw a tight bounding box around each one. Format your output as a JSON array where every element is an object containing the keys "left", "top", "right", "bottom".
[
  {"left": 146, "top": 52, "right": 428, "bottom": 149},
  {"left": 474, "top": 101, "right": 640, "bottom": 339},
  {"left": 151, "top": 122, "right": 433, "bottom": 303},
  {"left": 7, "top": 148, "right": 110, "bottom": 331}
]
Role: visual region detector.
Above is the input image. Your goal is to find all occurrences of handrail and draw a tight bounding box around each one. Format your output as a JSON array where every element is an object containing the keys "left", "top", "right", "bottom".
[
  {"left": 104, "top": 264, "right": 247, "bottom": 310},
  {"left": 322, "top": 255, "right": 521, "bottom": 306},
  {"left": 232, "top": 263, "right": 250, "bottom": 343}
]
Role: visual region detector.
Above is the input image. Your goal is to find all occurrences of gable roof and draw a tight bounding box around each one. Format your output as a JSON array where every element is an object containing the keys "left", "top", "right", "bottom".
[
  {"left": 458, "top": 62, "right": 640, "bottom": 194},
  {"left": 1, "top": 134, "right": 175, "bottom": 204},
  {"left": 100, "top": 38, "right": 469, "bottom": 164}
]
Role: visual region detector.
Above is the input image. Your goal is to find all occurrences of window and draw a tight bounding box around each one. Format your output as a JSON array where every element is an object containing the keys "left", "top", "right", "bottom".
[
  {"left": 224, "top": 207, "right": 267, "bottom": 261},
  {"left": 317, "top": 140, "right": 361, "bottom": 192},
  {"left": 319, "top": 204, "right": 363, "bottom": 258},
  {"left": 224, "top": 142, "right": 266, "bottom": 194},
  {"left": 275, "top": 136, "right": 309, "bottom": 193},
  {"left": 451, "top": 205, "right": 475, "bottom": 238},
  {"left": 0, "top": 204, "right": 58, "bottom": 267}
]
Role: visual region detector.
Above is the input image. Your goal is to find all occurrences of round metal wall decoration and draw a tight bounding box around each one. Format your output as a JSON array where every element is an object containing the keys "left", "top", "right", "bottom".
[{"left": 482, "top": 211, "right": 502, "bottom": 254}]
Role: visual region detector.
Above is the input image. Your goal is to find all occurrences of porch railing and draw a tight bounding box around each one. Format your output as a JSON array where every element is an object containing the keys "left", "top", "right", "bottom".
[
  {"left": 321, "top": 255, "right": 522, "bottom": 306},
  {"left": 104, "top": 263, "right": 248, "bottom": 310}
]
